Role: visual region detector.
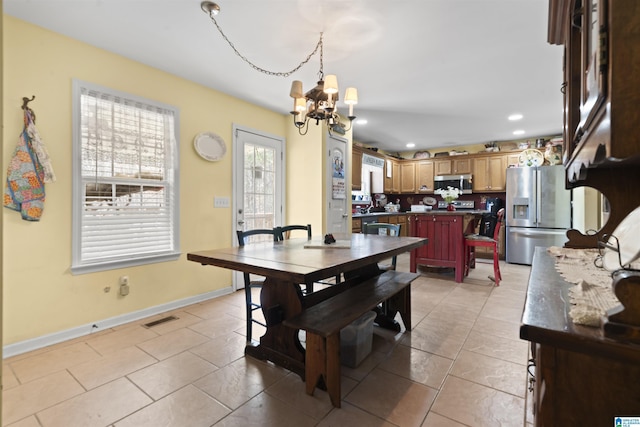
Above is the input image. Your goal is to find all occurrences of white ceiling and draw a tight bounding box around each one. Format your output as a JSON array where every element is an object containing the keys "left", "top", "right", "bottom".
[{"left": 5, "top": 0, "right": 564, "bottom": 154}]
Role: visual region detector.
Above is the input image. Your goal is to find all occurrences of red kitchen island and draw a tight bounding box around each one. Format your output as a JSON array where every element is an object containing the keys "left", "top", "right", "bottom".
[{"left": 408, "top": 211, "right": 485, "bottom": 282}]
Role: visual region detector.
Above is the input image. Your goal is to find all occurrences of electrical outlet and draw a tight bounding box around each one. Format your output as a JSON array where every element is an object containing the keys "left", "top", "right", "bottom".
[
  {"left": 119, "top": 276, "right": 130, "bottom": 296},
  {"left": 214, "top": 196, "right": 230, "bottom": 208},
  {"left": 119, "top": 276, "right": 129, "bottom": 286}
]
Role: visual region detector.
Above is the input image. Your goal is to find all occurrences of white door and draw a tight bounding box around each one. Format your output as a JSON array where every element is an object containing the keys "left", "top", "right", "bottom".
[
  {"left": 232, "top": 125, "right": 285, "bottom": 289},
  {"left": 326, "top": 133, "right": 349, "bottom": 234}
]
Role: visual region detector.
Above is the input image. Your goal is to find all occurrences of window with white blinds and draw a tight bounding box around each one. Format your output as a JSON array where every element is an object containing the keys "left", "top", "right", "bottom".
[{"left": 71, "top": 80, "right": 180, "bottom": 274}]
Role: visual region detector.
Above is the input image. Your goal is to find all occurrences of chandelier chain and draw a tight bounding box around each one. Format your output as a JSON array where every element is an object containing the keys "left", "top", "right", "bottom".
[{"left": 206, "top": 14, "right": 324, "bottom": 78}]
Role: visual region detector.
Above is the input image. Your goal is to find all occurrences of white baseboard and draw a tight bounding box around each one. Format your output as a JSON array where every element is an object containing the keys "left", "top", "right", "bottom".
[{"left": 3, "top": 286, "right": 233, "bottom": 359}]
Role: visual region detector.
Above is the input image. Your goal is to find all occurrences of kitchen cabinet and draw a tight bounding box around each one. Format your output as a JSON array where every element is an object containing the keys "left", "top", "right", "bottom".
[
  {"left": 434, "top": 157, "right": 472, "bottom": 175},
  {"left": 392, "top": 161, "right": 400, "bottom": 193},
  {"left": 415, "top": 160, "right": 434, "bottom": 193},
  {"left": 409, "top": 213, "right": 466, "bottom": 282},
  {"left": 472, "top": 155, "right": 507, "bottom": 192},
  {"left": 400, "top": 162, "right": 416, "bottom": 193},
  {"left": 387, "top": 214, "right": 408, "bottom": 237},
  {"left": 352, "top": 218, "right": 362, "bottom": 233},
  {"left": 352, "top": 147, "right": 363, "bottom": 190}
]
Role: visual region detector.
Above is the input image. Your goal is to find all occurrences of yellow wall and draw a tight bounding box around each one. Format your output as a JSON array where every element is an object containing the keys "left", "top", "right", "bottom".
[
  {"left": 2, "top": 16, "right": 325, "bottom": 346},
  {"left": 285, "top": 123, "right": 324, "bottom": 233}
]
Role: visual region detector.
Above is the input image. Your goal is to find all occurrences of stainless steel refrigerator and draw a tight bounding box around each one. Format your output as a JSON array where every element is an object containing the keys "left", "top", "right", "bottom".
[{"left": 506, "top": 165, "right": 571, "bottom": 265}]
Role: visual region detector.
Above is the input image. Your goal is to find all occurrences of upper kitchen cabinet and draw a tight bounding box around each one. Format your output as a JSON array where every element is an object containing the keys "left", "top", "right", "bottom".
[
  {"left": 384, "top": 158, "right": 401, "bottom": 193},
  {"left": 434, "top": 157, "right": 472, "bottom": 175},
  {"left": 473, "top": 155, "right": 507, "bottom": 192},
  {"left": 415, "top": 160, "right": 435, "bottom": 193},
  {"left": 400, "top": 162, "right": 416, "bottom": 193},
  {"left": 549, "top": 0, "right": 640, "bottom": 183},
  {"left": 352, "top": 146, "right": 363, "bottom": 190}
]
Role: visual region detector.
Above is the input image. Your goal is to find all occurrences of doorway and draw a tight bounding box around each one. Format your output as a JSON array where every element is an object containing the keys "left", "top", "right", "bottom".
[
  {"left": 326, "top": 133, "right": 349, "bottom": 234},
  {"left": 232, "top": 125, "right": 285, "bottom": 289}
]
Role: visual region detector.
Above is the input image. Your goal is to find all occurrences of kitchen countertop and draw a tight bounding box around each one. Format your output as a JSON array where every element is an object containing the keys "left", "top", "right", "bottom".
[{"left": 352, "top": 210, "right": 489, "bottom": 218}]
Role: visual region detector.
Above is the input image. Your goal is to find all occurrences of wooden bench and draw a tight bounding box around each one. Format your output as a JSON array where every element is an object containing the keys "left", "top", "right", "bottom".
[{"left": 283, "top": 270, "right": 419, "bottom": 407}]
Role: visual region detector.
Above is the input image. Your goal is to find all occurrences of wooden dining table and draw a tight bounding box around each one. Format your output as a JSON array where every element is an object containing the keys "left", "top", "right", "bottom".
[{"left": 187, "top": 233, "right": 428, "bottom": 378}]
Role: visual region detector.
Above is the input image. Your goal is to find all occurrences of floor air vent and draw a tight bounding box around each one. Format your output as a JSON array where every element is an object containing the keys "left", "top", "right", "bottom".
[{"left": 143, "top": 315, "right": 178, "bottom": 328}]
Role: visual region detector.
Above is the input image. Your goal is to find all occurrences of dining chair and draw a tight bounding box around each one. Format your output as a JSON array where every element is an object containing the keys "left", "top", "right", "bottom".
[
  {"left": 363, "top": 223, "right": 402, "bottom": 271},
  {"left": 275, "top": 224, "right": 312, "bottom": 241},
  {"left": 236, "top": 228, "right": 280, "bottom": 343},
  {"left": 275, "top": 224, "right": 340, "bottom": 290},
  {"left": 464, "top": 208, "right": 505, "bottom": 286}
]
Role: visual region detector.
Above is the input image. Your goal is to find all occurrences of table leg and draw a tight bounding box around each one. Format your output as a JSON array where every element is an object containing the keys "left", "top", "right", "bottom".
[{"left": 244, "top": 277, "right": 306, "bottom": 377}]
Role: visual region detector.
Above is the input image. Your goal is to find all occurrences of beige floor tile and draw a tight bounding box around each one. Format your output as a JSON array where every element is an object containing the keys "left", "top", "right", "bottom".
[
  {"left": 37, "top": 378, "right": 152, "bottom": 427},
  {"left": 462, "top": 330, "right": 529, "bottom": 365},
  {"left": 194, "top": 357, "right": 288, "bottom": 409},
  {"left": 184, "top": 298, "right": 240, "bottom": 320},
  {"left": 378, "top": 344, "right": 453, "bottom": 390},
  {"left": 431, "top": 375, "right": 524, "bottom": 427},
  {"left": 421, "top": 411, "right": 468, "bottom": 427},
  {"left": 9, "top": 342, "right": 101, "bottom": 384},
  {"left": 472, "top": 315, "right": 522, "bottom": 340},
  {"left": 128, "top": 351, "right": 217, "bottom": 400},
  {"left": 214, "top": 392, "right": 316, "bottom": 427},
  {"left": 188, "top": 315, "right": 246, "bottom": 339},
  {"left": 2, "top": 365, "right": 20, "bottom": 390},
  {"left": 265, "top": 372, "right": 334, "bottom": 420},
  {"left": 345, "top": 368, "right": 437, "bottom": 427},
  {"left": 114, "top": 384, "right": 230, "bottom": 427},
  {"left": 2, "top": 371, "right": 85, "bottom": 426},
  {"left": 86, "top": 325, "right": 159, "bottom": 355},
  {"left": 450, "top": 349, "right": 527, "bottom": 397},
  {"left": 189, "top": 331, "right": 246, "bottom": 367},
  {"left": 137, "top": 327, "right": 210, "bottom": 360},
  {"left": 69, "top": 346, "right": 157, "bottom": 390},
  {"left": 4, "top": 415, "right": 41, "bottom": 427},
  {"left": 402, "top": 322, "right": 469, "bottom": 359},
  {"left": 340, "top": 348, "right": 388, "bottom": 382},
  {"left": 479, "top": 298, "right": 525, "bottom": 325},
  {"left": 317, "top": 402, "right": 395, "bottom": 427}
]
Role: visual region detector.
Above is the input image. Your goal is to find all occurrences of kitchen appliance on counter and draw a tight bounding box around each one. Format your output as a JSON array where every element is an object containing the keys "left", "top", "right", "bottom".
[
  {"left": 506, "top": 165, "right": 571, "bottom": 265},
  {"left": 436, "top": 200, "right": 475, "bottom": 210},
  {"left": 434, "top": 174, "right": 473, "bottom": 194}
]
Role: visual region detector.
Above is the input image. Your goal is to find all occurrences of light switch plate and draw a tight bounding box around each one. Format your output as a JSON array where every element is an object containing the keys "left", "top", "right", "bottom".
[{"left": 214, "top": 196, "right": 230, "bottom": 208}]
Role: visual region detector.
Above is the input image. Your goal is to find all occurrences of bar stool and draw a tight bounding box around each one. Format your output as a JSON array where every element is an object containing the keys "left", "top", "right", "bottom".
[{"left": 464, "top": 208, "right": 504, "bottom": 286}]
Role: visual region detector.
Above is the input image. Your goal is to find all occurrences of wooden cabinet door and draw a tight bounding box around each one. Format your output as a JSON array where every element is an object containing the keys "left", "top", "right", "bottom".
[
  {"left": 472, "top": 157, "right": 490, "bottom": 191},
  {"left": 453, "top": 158, "right": 472, "bottom": 174},
  {"left": 384, "top": 158, "right": 393, "bottom": 193},
  {"left": 352, "top": 148, "right": 363, "bottom": 190},
  {"left": 486, "top": 156, "right": 507, "bottom": 191},
  {"left": 411, "top": 214, "right": 461, "bottom": 262},
  {"left": 392, "top": 161, "right": 401, "bottom": 193},
  {"left": 472, "top": 155, "right": 507, "bottom": 191},
  {"left": 415, "top": 160, "right": 434, "bottom": 192},
  {"left": 400, "top": 162, "right": 416, "bottom": 193},
  {"left": 434, "top": 159, "right": 452, "bottom": 175}
]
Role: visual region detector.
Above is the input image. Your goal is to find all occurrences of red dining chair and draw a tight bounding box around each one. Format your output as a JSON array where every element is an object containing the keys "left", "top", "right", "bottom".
[{"left": 464, "top": 208, "right": 504, "bottom": 286}]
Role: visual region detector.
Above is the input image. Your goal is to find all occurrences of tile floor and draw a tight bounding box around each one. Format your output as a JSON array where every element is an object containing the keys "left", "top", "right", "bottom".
[{"left": 3, "top": 255, "right": 533, "bottom": 427}]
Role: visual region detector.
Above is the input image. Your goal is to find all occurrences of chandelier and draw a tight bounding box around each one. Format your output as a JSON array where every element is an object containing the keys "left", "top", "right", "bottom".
[{"left": 200, "top": 1, "right": 358, "bottom": 135}]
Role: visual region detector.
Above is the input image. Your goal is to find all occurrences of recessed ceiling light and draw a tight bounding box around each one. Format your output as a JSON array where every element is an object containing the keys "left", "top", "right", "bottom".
[
  {"left": 508, "top": 114, "right": 524, "bottom": 121},
  {"left": 406, "top": 142, "right": 415, "bottom": 148},
  {"left": 355, "top": 119, "right": 368, "bottom": 125},
  {"left": 513, "top": 130, "right": 525, "bottom": 135}
]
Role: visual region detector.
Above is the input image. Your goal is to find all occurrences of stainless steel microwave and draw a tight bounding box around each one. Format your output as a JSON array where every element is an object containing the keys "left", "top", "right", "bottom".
[{"left": 434, "top": 174, "right": 473, "bottom": 194}]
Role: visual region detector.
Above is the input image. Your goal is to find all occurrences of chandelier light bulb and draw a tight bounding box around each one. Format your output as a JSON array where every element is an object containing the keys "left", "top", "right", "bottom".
[
  {"left": 344, "top": 87, "right": 358, "bottom": 117},
  {"left": 323, "top": 75, "right": 339, "bottom": 94}
]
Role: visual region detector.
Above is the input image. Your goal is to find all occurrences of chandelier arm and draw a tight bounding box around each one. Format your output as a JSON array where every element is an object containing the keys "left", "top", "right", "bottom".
[{"left": 206, "top": 14, "right": 323, "bottom": 78}]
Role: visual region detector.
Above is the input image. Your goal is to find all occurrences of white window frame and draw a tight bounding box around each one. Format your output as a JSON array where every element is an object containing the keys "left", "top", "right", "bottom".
[{"left": 71, "top": 80, "right": 180, "bottom": 274}]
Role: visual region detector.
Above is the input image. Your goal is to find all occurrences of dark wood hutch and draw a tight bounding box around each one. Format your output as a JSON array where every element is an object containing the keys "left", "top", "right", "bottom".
[{"left": 520, "top": 0, "right": 640, "bottom": 425}]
